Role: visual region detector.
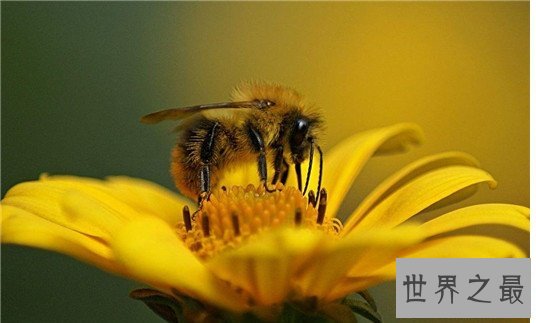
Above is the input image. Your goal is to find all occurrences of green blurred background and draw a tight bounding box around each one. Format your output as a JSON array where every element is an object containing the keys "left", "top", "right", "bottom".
[{"left": 1, "top": 2, "right": 528, "bottom": 322}]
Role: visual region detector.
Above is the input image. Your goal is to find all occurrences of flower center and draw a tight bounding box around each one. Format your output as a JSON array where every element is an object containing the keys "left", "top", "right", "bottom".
[{"left": 176, "top": 185, "right": 342, "bottom": 259}]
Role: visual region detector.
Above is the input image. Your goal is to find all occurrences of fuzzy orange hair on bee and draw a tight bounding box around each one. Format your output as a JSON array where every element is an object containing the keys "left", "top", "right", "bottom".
[{"left": 141, "top": 81, "right": 324, "bottom": 206}]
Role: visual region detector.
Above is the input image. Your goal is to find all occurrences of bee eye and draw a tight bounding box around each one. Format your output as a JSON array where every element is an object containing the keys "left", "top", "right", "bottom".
[
  {"left": 291, "top": 118, "right": 309, "bottom": 146},
  {"left": 296, "top": 119, "right": 308, "bottom": 131}
]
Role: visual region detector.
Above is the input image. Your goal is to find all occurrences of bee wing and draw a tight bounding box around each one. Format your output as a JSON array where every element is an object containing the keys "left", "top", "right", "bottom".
[{"left": 140, "top": 100, "right": 274, "bottom": 124}]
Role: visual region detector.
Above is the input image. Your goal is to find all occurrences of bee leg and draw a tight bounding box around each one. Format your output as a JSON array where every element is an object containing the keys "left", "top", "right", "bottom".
[
  {"left": 280, "top": 159, "right": 290, "bottom": 185},
  {"left": 197, "top": 165, "right": 211, "bottom": 208},
  {"left": 247, "top": 124, "right": 276, "bottom": 193},
  {"left": 260, "top": 155, "right": 276, "bottom": 193},
  {"left": 302, "top": 140, "right": 315, "bottom": 195},
  {"left": 295, "top": 163, "right": 303, "bottom": 191},
  {"left": 314, "top": 144, "right": 324, "bottom": 207},
  {"left": 271, "top": 146, "right": 284, "bottom": 185},
  {"left": 198, "top": 122, "right": 220, "bottom": 207}
]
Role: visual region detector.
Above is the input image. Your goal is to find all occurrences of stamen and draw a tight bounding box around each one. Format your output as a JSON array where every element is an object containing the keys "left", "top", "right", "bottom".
[
  {"left": 317, "top": 188, "right": 327, "bottom": 225},
  {"left": 182, "top": 205, "right": 192, "bottom": 231},
  {"left": 231, "top": 213, "right": 240, "bottom": 236},
  {"left": 308, "top": 190, "right": 316, "bottom": 206},
  {"left": 202, "top": 213, "right": 210, "bottom": 237},
  {"left": 294, "top": 208, "right": 302, "bottom": 225},
  {"left": 176, "top": 185, "right": 341, "bottom": 259}
]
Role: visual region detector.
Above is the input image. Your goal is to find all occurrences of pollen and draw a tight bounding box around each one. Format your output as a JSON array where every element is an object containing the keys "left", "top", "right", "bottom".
[{"left": 176, "top": 185, "right": 341, "bottom": 259}]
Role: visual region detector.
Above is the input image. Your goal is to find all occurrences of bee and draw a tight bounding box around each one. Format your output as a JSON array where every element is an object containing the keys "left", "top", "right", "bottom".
[{"left": 141, "top": 81, "right": 324, "bottom": 206}]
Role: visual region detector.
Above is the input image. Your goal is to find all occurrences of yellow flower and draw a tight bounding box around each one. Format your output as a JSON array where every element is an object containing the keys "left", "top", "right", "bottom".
[{"left": 1, "top": 123, "right": 529, "bottom": 321}]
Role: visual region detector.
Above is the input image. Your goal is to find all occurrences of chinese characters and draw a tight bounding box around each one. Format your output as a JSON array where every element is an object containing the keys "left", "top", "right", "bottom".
[
  {"left": 396, "top": 259, "right": 530, "bottom": 318},
  {"left": 402, "top": 274, "right": 524, "bottom": 304}
]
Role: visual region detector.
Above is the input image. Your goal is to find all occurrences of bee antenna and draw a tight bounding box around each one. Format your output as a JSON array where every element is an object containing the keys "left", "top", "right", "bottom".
[
  {"left": 315, "top": 144, "right": 323, "bottom": 207},
  {"left": 302, "top": 140, "right": 315, "bottom": 195}
]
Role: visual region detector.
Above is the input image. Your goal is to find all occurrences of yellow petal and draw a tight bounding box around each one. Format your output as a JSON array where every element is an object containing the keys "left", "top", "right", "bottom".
[
  {"left": 37, "top": 174, "right": 133, "bottom": 209},
  {"left": 323, "top": 123, "right": 423, "bottom": 219},
  {"left": 3, "top": 178, "right": 139, "bottom": 239},
  {"left": 371, "top": 235, "right": 526, "bottom": 278},
  {"left": 206, "top": 228, "right": 324, "bottom": 306},
  {"left": 419, "top": 204, "right": 530, "bottom": 236},
  {"left": 1, "top": 205, "right": 119, "bottom": 273},
  {"left": 104, "top": 176, "right": 195, "bottom": 225},
  {"left": 347, "top": 203, "right": 528, "bottom": 279},
  {"left": 344, "top": 151, "right": 480, "bottom": 234},
  {"left": 352, "top": 166, "right": 497, "bottom": 232},
  {"left": 36, "top": 175, "right": 196, "bottom": 226},
  {"left": 13, "top": 175, "right": 141, "bottom": 223},
  {"left": 111, "top": 217, "right": 248, "bottom": 312},
  {"left": 331, "top": 235, "right": 526, "bottom": 300},
  {"left": 219, "top": 162, "right": 260, "bottom": 190},
  {"left": 218, "top": 146, "right": 319, "bottom": 192},
  {"left": 295, "top": 226, "right": 423, "bottom": 301}
]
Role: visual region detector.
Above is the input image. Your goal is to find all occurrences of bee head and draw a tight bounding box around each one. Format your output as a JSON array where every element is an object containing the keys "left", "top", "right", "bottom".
[
  {"left": 289, "top": 115, "right": 322, "bottom": 163},
  {"left": 287, "top": 112, "right": 324, "bottom": 201}
]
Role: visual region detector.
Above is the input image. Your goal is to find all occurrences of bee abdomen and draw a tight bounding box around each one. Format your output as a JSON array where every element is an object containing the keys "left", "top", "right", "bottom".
[
  {"left": 171, "top": 147, "right": 200, "bottom": 200},
  {"left": 171, "top": 117, "right": 243, "bottom": 199}
]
